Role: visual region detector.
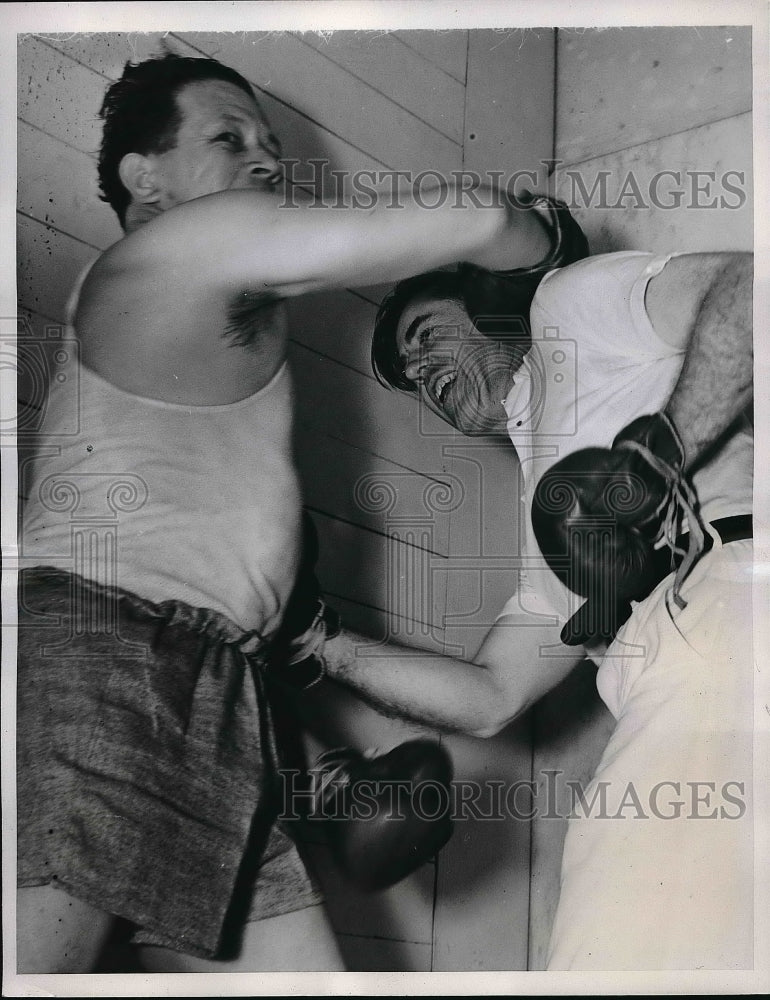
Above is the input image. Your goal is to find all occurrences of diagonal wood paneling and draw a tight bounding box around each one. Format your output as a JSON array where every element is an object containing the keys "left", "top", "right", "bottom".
[
  {"left": 554, "top": 112, "right": 753, "bottom": 256},
  {"left": 429, "top": 28, "right": 556, "bottom": 973},
  {"left": 464, "top": 28, "right": 555, "bottom": 186},
  {"left": 176, "top": 31, "right": 462, "bottom": 174},
  {"left": 18, "top": 36, "right": 108, "bottom": 155},
  {"left": 31, "top": 33, "right": 392, "bottom": 191},
  {"left": 393, "top": 30, "right": 468, "bottom": 83},
  {"left": 556, "top": 25, "right": 752, "bottom": 167},
  {"left": 17, "top": 213, "right": 97, "bottom": 321},
  {"left": 296, "top": 30, "right": 465, "bottom": 144},
  {"left": 18, "top": 120, "right": 121, "bottom": 251}
]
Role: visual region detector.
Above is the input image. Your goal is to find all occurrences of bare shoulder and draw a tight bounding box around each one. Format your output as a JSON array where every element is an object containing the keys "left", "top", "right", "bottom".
[
  {"left": 645, "top": 251, "right": 752, "bottom": 348},
  {"left": 75, "top": 240, "right": 228, "bottom": 350},
  {"left": 74, "top": 235, "right": 288, "bottom": 405}
]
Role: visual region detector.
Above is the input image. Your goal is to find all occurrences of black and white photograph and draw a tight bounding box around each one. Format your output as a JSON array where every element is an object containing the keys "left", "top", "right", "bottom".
[{"left": 2, "top": 0, "right": 768, "bottom": 994}]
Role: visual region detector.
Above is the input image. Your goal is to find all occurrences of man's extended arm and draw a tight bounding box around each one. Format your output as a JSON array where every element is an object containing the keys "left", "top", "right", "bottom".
[
  {"left": 321, "top": 616, "right": 583, "bottom": 739},
  {"left": 645, "top": 251, "right": 753, "bottom": 469},
  {"left": 319, "top": 252, "right": 754, "bottom": 733},
  {"left": 113, "top": 182, "right": 552, "bottom": 298}
]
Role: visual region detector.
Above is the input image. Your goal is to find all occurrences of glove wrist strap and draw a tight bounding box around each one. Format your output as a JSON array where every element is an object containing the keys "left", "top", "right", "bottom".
[
  {"left": 280, "top": 600, "right": 341, "bottom": 690},
  {"left": 616, "top": 412, "right": 702, "bottom": 610}
]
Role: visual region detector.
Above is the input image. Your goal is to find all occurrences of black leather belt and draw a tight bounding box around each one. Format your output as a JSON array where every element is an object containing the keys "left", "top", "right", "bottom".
[
  {"left": 698, "top": 513, "right": 753, "bottom": 549},
  {"left": 653, "top": 514, "right": 753, "bottom": 579}
]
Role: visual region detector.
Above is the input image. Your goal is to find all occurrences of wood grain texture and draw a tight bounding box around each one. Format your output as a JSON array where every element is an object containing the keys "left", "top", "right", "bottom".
[
  {"left": 556, "top": 26, "right": 752, "bottom": 166},
  {"left": 39, "top": 31, "right": 390, "bottom": 183},
  {"left": 554, "top": 112, "right": 753, "bottom": 256},
  {"left": 297, "top": 30, "right": 466, "bottom": 143},
  {"left": 393, "top": 30, "right": 468, "bottom": 83},
  {"left": 464, "top": 29, "right": 555, "bottom": 185},
  {"left": 176, "top": 31, "right": 462, "bottom": 173}
]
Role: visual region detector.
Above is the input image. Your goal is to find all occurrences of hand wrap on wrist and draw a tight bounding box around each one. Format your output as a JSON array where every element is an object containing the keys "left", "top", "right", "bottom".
[
  {"left": 282, "top": 597, "right": 340, "bottom": 688},
  {"left": 272, "top": 511, "right": 341, "bottom": 690}
]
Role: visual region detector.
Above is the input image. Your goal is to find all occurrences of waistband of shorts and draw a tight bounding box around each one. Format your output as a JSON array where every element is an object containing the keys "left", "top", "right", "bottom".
[{"left": 19, "top": 566, "right": 270, "bottom": 660}]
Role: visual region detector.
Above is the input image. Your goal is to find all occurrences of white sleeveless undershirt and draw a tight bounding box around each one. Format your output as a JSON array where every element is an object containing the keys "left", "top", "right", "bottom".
[{"left": 21, "top": 271, "right": 302, "bottom": 635}]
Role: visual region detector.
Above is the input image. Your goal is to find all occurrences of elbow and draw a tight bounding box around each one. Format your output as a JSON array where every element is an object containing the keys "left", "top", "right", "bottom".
[
  {"left": 470, "top": 698, "right": 527, "bottom": 740},
  {"left": 471, "top": 720, "right": 506, "bottom": 740},
  {"left": 463, "top": 664, "right": 531, "bottom": 739}
]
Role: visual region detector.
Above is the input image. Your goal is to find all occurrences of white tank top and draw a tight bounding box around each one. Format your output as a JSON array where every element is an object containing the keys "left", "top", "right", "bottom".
[{"left": 21, "top": 276, "right": 302, "bottom": 635}]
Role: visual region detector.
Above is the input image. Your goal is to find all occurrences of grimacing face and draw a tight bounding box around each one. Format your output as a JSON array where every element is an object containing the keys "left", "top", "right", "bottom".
[
  {"left": 144, "top": 78, "right": 283, "bottom": 209},
  {"left": 395, "top": 293, "right": 523, "bottom": 436}
]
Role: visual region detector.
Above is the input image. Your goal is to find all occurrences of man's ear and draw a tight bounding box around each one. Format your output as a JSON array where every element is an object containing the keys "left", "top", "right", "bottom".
[{"left": 118, "top": 152, "right": 161, "bottom": 208}]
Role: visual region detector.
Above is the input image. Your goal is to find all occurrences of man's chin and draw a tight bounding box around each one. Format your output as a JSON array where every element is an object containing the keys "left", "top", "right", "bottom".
[
  {"left": 429, "top": 398, "right": 506, "bottom": 437},
  {"left": 454, "top": 414, "right": 508, "bottom": 438},
  {"left": 446, "top": 403, "right": 505, "bottom": 437},
  {"left": 460, "top": 424, "right": 508, "bottom": 438}
]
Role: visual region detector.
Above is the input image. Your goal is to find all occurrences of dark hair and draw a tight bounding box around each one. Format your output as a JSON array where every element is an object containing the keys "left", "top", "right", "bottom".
[
  {"left": 371, "top": 269, "right": 466, "bottom": 392},
  {"left": 371, "top": 194, "right": 590, "bottom": 392},
  {"left": 371, "top": 265, "right": 543, "bottom": 393},
  {"left": 98, "top": 53, "right": 256, "bottom": 227}
]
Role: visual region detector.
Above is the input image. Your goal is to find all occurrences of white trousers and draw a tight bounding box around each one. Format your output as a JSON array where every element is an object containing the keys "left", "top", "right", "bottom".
[{"left": 547, "top": 539, "right": 754, "bottom": 970}]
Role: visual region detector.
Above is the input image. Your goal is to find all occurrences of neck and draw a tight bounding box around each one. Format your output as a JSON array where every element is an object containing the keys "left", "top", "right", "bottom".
[{"left": 124, "top": 201, "right": 163, "bottom": 234}]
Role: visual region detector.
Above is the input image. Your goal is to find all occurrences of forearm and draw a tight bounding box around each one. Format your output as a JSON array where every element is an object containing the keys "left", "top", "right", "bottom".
[
  {"left": 666, "top": 253, "right": 753, "bottom": 470},
  {"left": 135, "top": 183, "right": 552, "bottom": 296},
  {"left": 322, "top": 622, "right": 582, "bottom": 739},
  {"left": 286, "top": 182, "right": 553, "bottom": 291},
  {"left": 321, "top": 630, "right": 505, "bottom": 737},
  {"left": 460, "top": 191, "right": 553, "bottom": 274}
]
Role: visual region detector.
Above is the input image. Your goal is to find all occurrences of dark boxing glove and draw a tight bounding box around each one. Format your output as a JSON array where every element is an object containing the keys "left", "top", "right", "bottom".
[
  {"left": 458, "top": 192, "right": 590, "bottom": 339},
  {"left": 272, "top": 511, "right": 340, "bottom": 690},
  {"left": 273, "top": 520, "right": 454, "bottom": 890},
  {"left": 532, "top": 412, "right": 703, "bottom": 646},
  {"left": 308, "top": 739, "right": 454, "bottom": 891}
]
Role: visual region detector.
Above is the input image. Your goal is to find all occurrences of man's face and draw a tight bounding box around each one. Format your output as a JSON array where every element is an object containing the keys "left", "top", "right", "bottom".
[
  {"left": 395, "top": 293, "right": 523, "bottom": 436},
  {"left": 147, "top": 78, "right": 282, "bottom": 209}
]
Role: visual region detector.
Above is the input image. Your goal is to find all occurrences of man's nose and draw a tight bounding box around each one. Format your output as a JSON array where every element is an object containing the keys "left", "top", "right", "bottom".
[
  {"left": 243, "top": 147, "right": 282, "bottom": 187},
  {"left": 403, "top": 354, "right": 425, "bottom": 382}
]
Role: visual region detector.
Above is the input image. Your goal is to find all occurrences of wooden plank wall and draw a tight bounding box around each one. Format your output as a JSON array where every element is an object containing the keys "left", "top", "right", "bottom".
[
  {"left": 526, "top": 24, "right": 754, "bottom": 971},
  {"left": 16, "top": 28, "right": 555, "bottom": 971}
]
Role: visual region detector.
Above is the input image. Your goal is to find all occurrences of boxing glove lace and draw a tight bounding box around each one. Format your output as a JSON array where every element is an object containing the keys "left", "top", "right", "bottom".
[{"left": 532, "top": 412, "right": 705, "bottom": 645}]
